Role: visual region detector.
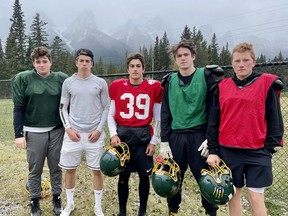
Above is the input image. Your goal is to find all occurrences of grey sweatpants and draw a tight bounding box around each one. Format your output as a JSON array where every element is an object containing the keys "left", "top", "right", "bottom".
[{"left": 26, "top": 126, "right": 64, "bottom": 199}]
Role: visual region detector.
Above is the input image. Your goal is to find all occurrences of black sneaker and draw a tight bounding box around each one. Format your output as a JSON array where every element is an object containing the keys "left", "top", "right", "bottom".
[
  {"left": 52, "top": 195, "right": 62, "bottom": 215},
  {"left": 30, "top": 198, "right": 42, "bottom": 216},
  {"left": 138, "top": 212, "right": 146, "bottom": 216}
]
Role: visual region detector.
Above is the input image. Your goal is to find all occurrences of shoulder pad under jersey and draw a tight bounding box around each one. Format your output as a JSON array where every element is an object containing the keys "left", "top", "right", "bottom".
[
  {"left": 205, "top": 65, "right": 224, "bottom": 77},
  {"left": 161, "top": 73, "right": 172, "bottom": 87},
  {"left": 272, "top": 78, "right": 283, "bottom": 90}
]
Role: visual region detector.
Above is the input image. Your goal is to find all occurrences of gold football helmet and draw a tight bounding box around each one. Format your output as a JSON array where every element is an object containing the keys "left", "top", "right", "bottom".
[{"left": 25, "top": 177, "right": 51, "bottom": 198}]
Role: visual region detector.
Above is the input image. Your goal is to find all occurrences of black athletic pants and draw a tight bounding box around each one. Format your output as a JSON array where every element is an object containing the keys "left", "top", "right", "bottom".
[{"left": 167, "top": 131, "right": 218, "bottom": 216}]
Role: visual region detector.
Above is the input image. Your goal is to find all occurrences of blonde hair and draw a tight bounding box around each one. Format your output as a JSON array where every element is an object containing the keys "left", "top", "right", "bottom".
[{"left": 232, "top": 42, "right": 256, "bottom": 61}]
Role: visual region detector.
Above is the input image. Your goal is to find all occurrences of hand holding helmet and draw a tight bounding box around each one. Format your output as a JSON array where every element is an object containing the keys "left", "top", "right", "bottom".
[{"left": 207, "top": 154, "right": 220, "bottom": 168}]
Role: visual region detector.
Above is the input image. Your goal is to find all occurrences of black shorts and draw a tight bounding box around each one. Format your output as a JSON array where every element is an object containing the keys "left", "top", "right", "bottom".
[
  {"left": 117, "top": 125, "right": 153, "bottom": 176},
  {"left": 122, "top": 144, "right": 153, "bottom": 176},
  {"left": 219, "top": 146, "right": 273, "bottom": 188}
]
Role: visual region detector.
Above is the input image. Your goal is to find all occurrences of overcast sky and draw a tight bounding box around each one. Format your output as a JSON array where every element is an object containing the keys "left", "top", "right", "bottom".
[{"left": 1, "top": 0, "right": 288, "bottom": 44}]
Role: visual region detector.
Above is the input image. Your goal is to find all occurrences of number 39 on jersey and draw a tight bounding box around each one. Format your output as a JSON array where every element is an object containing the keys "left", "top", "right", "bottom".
[{"left": 109, "top": 79, "right": 163, "bottom": 127}]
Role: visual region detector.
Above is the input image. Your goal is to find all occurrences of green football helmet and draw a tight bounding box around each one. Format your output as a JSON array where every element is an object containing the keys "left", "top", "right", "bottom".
[
  {"left": 151, "top": 157, "right": 181, "bottom": 198},
  {"left": 198, "top": 159, "right": 236, "bottom": 205},
  {"left": 25, "top": 177, "right": 51, "bottom": 198},
  {"left": 100, "top": 142, "right": 130, "bottom": 177}
]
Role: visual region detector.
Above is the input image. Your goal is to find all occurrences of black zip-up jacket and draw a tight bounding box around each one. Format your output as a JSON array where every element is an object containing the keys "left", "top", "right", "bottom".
[{"left": 207, "top": 72, "right": 284, "bottom": 154}]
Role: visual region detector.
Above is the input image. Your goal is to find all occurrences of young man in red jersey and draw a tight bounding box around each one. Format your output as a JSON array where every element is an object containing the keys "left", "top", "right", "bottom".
[{"left": 107, "top": 53, "right": 163, "bottom": 216}]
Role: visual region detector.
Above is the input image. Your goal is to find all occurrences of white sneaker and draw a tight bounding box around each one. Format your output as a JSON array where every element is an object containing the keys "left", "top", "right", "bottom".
[
  {"left": 94, "top": 206, "right": 104, "bottom": 216},
  {"left": 60, "top": 203, "right": 75, "bottom": 216}
]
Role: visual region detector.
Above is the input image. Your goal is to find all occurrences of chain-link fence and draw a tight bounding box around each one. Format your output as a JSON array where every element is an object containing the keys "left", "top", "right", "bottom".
[{"left": 0, "top": 62, "right": 287, "bottom": 207}]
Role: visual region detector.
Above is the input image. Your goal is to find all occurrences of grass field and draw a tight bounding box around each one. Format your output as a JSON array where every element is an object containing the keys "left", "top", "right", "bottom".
[{"left": 0, "top": 99, "right": 288, "bottom": 216}]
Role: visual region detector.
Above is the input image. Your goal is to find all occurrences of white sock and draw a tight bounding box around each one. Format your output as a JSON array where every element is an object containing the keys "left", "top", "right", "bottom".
[
  {"left": 94, "top": 189, "right": 103, "bottom": 208},
  {"left": 65, "top": 188, "right": 75, "bottom": 205}
]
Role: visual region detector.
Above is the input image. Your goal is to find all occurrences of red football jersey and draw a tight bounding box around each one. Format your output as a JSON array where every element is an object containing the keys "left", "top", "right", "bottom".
[{"left": 109, "top": 79, "right": 163, "bottom": 127}]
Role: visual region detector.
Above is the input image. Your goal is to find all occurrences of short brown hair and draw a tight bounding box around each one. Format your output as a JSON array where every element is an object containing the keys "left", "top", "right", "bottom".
[
  {"left": 31, "top": 47, "right": 51, "bottom": 62},
  {"left": 171, "top": 40, "right": 196, "bottom": 58},
  {"left": 232, "top": 42, "right": 256, "bottom": 61},
  {"left": 126, "top": 53, "right": 145, "bottom": 69}
]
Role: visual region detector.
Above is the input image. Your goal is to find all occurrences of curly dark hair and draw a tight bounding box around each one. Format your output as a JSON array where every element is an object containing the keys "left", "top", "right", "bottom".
[{"left": 31, "top": 47, "right": 51, "bottom": 62}]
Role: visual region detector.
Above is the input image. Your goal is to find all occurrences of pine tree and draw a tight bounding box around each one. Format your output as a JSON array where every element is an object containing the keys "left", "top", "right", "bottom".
[
  {"left": 158, "top": 32, "right": 171, "bottom": 70},
  {"left": 190, "top": 27, "right": 209, "bottom": 67},
  {"left": 5, "top": 0, "right": 27, "bottom": 77},
  {"left": 51, "top": 36, "right": 66, "bottom": 57},
  {"left": 256, "top": 54, "right": 266, "bottom": 63},
  {"left": 153, "top": 36, "right": 160, "bottom": 71},
  {"left": 50, "top": 36, "right": 68, "bottom": 71},
  {"left": 140, "top": 45, "right": 153, "bottom": 71},
  {"left": 181, "top": 25, "right": 192, "bottom": 40},
  {"left": 191, "top": 26, "right": 197, "bottom": 42},
  {"left": 25, "top": 37, "right": 33, "bottom": 66},
  {"left": 219, "top": 43, "right": 231, "bottom": 66},
  {"left": 0, "top": 39, "right": 4, "bottom": 61},
  {"left": 148, "top": 46, "right": 154, "bottom": 71},
  {"left": 116, "top": 64, "right": 126, "bottom": 74},
  {"left": 278, "top": 51, "right": 284, "bottom": 61},
  {"left": 107, "top": 62, "right": 117, "bottom": 74},
  {"left": 30, "top": 13, "right": 49, "bottom": 47},
  {"left": 274, "top": 51, "right": 284, "bottom": 62},
  {"left": 0, "top": 38, "right": 8, "bottom": 80},
  {"left": 0, "top": 60, "right": 8, "bottom": 80},
  {"left": 95, "top": 57, "right": 105, "bottom": 75},
  {"left": 199, "top": 40, "right": 209, "bottom": 67},
  {"left": 65, "top": 53, "right": 77, "bottom": 76},
  {"left": 208, "top": 33, "right": 219, "bottom": 64}
]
